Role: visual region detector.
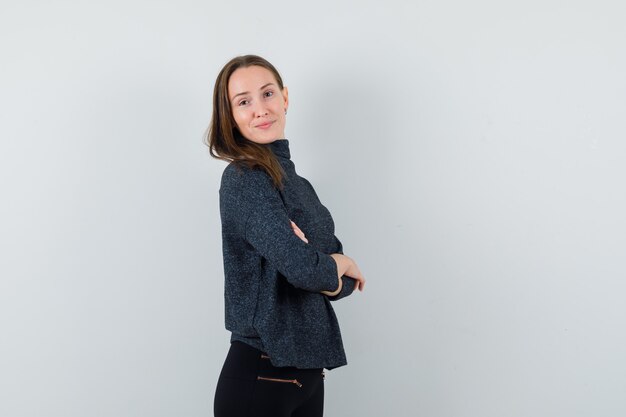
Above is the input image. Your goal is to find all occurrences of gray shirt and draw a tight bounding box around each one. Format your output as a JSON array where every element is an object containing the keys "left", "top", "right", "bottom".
[{"left": 219, "top": 139, "right": 356, "bottom": 369}]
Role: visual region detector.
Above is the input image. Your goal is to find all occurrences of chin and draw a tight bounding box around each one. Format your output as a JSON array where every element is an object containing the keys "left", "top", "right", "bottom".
[{"left": 248, "top": 136, "right": 279, "bottom": 145}]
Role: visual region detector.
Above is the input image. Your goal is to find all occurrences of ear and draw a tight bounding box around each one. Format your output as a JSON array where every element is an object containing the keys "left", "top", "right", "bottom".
[{"left": 282, "top": 86, "right": 289, "bottom": 112}]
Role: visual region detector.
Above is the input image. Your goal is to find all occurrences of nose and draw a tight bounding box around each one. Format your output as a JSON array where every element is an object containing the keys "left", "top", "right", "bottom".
[{"left": 253, "top": 102, "right": 268, "bottom": 118}]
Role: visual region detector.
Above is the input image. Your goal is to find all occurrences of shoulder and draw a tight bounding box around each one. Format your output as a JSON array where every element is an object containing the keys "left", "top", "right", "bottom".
[{"left": 220, "top": 162, "right": 275, "bottom": 193}]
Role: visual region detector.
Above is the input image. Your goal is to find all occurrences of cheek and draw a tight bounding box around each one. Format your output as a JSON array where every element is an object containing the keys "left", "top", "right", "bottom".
[{"left": 232, "top": 109, "right": 249, "bottom": 129}]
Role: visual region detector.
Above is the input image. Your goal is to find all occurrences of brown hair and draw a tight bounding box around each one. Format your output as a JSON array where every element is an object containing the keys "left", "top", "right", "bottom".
[{"left": 204, "top": 55, "right": 286, "bottom": 189}]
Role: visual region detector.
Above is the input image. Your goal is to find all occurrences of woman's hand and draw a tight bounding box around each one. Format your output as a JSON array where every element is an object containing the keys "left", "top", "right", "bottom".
[
  {"left": 290, "top": 220, "right": 308, "bottom": 243},
  {"left": 290, "top": 221, "right": 365, "bottom": 294},
  {"left": 330, "top": 253, "right": 366, "bottom": 292}
]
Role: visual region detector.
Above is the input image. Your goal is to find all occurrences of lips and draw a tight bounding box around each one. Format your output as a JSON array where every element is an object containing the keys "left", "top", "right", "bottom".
[{"left": 255, "top": 120, "right": 274, "bottom": 129}]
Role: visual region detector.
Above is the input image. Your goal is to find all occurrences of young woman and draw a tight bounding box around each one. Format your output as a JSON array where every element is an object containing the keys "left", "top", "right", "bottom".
[{"left": 207, "top": 55, "right": 365, "bottom": 417}]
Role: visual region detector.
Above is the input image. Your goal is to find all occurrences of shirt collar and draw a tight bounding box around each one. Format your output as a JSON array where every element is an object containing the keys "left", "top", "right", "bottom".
[{"left": 267, "top": 139, "right": 291, "bottom": 159}]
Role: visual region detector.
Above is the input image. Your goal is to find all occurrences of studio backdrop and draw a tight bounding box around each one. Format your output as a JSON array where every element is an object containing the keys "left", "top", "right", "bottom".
[{"left": 1, "top": 1, "right": 625, "bottom": 416}]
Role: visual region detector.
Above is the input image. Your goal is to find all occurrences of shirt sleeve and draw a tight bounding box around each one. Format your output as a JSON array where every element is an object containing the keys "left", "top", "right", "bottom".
[
  {"left": 325, "top": 234, "right": 357, "bottom": 301},
  {"left": 223, "top": 165, "right": 341, "bottom": 294}
]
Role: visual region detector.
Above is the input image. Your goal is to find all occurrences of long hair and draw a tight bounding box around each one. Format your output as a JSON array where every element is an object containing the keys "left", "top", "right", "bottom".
[{"left": 205, "top": 55, "right": 286, "bottom": 189}]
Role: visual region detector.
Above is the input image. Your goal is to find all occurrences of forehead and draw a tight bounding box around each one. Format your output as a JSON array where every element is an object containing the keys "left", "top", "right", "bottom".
[{"left": 228, "top": 66, "right": 278, "bottom": 97}]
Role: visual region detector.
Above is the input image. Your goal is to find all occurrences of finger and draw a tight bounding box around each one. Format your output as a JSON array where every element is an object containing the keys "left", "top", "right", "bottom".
[
  {"left": 294, "top": 229, "right": 308, "bottom": 243},
  {"left": 295, "top": 228, "right": 307, "bottom": 241}
]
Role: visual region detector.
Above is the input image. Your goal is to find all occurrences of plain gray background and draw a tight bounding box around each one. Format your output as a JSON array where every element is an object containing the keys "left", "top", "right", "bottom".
[{"left": 1, "top": 0, "right": 625, "bottom": 416}]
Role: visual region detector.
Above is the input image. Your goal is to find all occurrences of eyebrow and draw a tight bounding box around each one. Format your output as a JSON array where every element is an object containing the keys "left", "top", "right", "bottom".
[{"left": 230, "top": 83, "right": 276, "bottom": 102}]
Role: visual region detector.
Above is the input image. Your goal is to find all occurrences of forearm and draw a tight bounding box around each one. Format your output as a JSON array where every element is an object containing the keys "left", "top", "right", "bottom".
[
  {"left": 319, "top": 253, "right": 352, "bottom": 296},
  {"left": 320, "top": 276, "right": 343, "bottom": 296},
  {"left": 330, "top": 253, "right": 352, "bottom": 277}
]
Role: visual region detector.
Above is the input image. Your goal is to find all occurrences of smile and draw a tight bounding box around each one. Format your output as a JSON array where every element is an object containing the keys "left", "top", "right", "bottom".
[{"left": 255, "top": 121, "right": 274, "bottom": 129}]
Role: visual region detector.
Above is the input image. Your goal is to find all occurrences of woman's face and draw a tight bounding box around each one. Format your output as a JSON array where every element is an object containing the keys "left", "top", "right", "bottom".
[{"left": 228, "top": 65, "right": 289, "bottom": 144}]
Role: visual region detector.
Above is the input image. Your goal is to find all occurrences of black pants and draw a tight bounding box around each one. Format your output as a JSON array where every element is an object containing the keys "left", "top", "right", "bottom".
[{"left": 214, "top": 341, "right": 325, "bottom": 417}]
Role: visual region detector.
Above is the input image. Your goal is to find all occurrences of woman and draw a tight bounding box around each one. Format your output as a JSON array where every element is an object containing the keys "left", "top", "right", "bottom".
[{"left": 207, "top": 55, "right": 365, "bottom": 417}]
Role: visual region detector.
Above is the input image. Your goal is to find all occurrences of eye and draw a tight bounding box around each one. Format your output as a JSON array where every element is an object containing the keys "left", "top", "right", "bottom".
[
  {"left": 238, "top": 99, "right": 249, "bottom": 106},
  {"left": 264, "top": 90, "right": 274, "bottom": 98}
]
